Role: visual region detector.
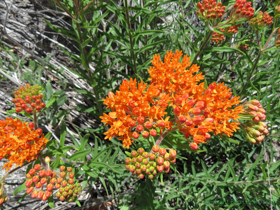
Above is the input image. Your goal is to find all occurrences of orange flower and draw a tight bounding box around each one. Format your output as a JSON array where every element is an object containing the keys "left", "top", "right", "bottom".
[
  {"left": 0, "top": 118, "right": 48, "bottom": 170},
  {"left": 101, "top": 50, "right": 244, "bottom": 148}
]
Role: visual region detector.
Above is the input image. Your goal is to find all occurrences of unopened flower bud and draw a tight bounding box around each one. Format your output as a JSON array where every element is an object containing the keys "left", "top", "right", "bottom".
[
  {"left": 156, "top": 157, "right": 164, "bottom": 165},
  {"left": 156, "top": 165, "right": 164, "bottom": 173},
  {"left": 137, "top": 148, "right": 144, "bottom": 154},
  {"left": 143, "top": 152, "right": 149, "bottom": 158},
  {"left": 163, "top": 161, "right": 170, "bottom": 169},
  {"left": 170, "top": 158, "right": 176, "bottom": 163},
  {"left": 60, "top": 166, "right": 65, "bottom": 172},
  {"left": 190, "top": 143, "right": 198, "bottom": 150},
  {"left": 25, "top": 179, "right": 33, "bottom": 188},
  {"left": 159, "top": 148, "right": 166, "bottom": 156},
  {"left": 138, "top": 174, "right": 145, "bottom": 179},
  {"left": 152, "top": 145, "right": 160, "bottom": 153},
  {"left": 131, "top": 151, "right": 138, "bottom": 157},
  {"left": 164, "top": 153, "right": 170, "bottom": 160},
  {"left": 45, "top": 156, "right": 50, "bottom": 164},
  {"left": 26, "top": 187, "right": 34, "bottom": 194}
]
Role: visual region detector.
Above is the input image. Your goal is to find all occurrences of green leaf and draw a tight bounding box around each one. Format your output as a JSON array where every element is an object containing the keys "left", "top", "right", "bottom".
[
  {"left": 261, "top": 162, "right": 268, "bottom": 181},
  {"left": 79, "top": 133, "right": 90, "bottom": 151},
  {"left": 59, "top": 121, "right": 66, "bottom": 147},
  {"left": 125, "top": 151, "right": 131, "bottom": 157},
  {"left": 69, "top": 149, "right": 91, "bottom": 161},
  {"left": 203, "top": 47, "right": 245, "bottom": 55},
  {"left": 75, "top": 200, "right": 82, "bottom": 207},
  {"left": 45, "top": 95, "right": 59, "bottom": 109},
  {"left": 51, "top": 154, "right": 61, "bottom": 169},
  {"left": 13, "top": 181, "right": 26, "bottom": 196},
  {"left": 48, "top": 194, "right": 55, "bottom": 208},
  {"left": 45, "top": 81, "right": 53, "bottom": 100}
]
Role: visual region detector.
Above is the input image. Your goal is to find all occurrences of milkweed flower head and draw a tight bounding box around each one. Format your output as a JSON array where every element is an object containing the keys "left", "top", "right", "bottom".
[
  {"left": 225, "top": 23, "right": 241, "bottom": 34},
  {"left": 211, "top": 29, "right": 225, "bottom": 44},
  {"left": 25, "top": 161, "right": 81, "bottom": 202},
  {"left": 229, "top": 0, "right": 254, "bottom": 23},
  {"left": 249, "top": 11, "right": 273, "bottom": 29},
  {"left": 11, "top": 84, "right": 45, "bottom": 114},
  {"left": 241, "top": 100, "right": 268, "bottom": 144},
  {"left": 100, "top": 50, "right": 243, "bottom": 148},
  {"left": 0, "top": 118, "right": 48, "bottom": 170},
  {"left": 196, "top": 0, "right": 226, "bottom": 20},
  {"left": 101, "top": 50, "right": 243, "bottom": 149},
  {"left": 125, "top": 147, "right": 176, "bottom": 179}
]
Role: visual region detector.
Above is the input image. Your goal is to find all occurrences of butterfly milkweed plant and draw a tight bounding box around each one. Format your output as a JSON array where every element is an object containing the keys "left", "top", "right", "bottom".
[{"left": 1, "top": 0, "right": 280, "bottom": 209}]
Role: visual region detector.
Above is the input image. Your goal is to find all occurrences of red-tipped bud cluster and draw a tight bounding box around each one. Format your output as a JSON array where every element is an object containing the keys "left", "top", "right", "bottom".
[
  {"left": 275, "top": 29, "right": 280, "bottom": 48},
  {"left": 249, "top": 11, "right": 273, "bottom": 29},
  {"left": 55, "top": 183, "right": 81, "bottom": 202},
  {"left": 244, "top": 121, "right": 268, "bottom": 144},
  {"left": 243, "top": 100, "right": 266, "bottom": 122},
  {"left": 230, "top": 0, "right": 254, "bottom": 22},
  {"left": 196, "top": 0, "right": 225, "bottom": 20},
  {"left": 211, "top": 29, "right": 225, "bottom": 45},
  {"left": 242, "top": 100, "right": 268, "bottom": 144},
  {"left": 24, "top": 162, "right": 81, "bottom": 202},
  {"left": 0, "top": 182, "right": 8, "bottom": 207},
  {"left": 125, "top": 147, "right": 177, "bottom": 179},
  {"left": 225, "top": 23, "right": 240, "bottom": 34},
  {"left": 238, "top": 42, "right": 249, "bottom": 51},
  {"left": 12, "top": 84, "right": 45, "bottom": 114}
]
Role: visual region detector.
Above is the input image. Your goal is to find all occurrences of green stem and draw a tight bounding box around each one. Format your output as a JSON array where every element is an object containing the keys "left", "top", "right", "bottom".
[
  {"left": 191, "top": 31, "right": 213, "bottom": 65},
  {"left": 238, "top": 52, "right": 261, "bottom": 95},
  {"left": 75, "top": 22, "right": 103, "bottom": 114},
  {"left": 55, "top": 0, "right": 75, "bottom": 19},
  {"left": 124, "top": 0, "right": 137, "bottom": 75}
]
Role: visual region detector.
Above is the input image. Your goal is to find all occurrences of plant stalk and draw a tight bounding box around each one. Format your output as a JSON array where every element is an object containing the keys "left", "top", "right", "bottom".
[
  {"left": 191, "top": 30, "right": 213, "bottom": 65},
  {"left": 124, "top": 0, "right": 137, "bottom": 75},
  {"left": 75, "top": 22, "right": 103, "bottom": 114},
  {"left": 238, "top": 52, "right": 261, "bottom": 95}
]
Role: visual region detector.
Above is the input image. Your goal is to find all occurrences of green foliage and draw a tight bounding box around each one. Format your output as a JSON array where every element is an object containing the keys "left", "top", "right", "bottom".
[{"left": 1, "top": 0, "right": 280, "bottom": 209}]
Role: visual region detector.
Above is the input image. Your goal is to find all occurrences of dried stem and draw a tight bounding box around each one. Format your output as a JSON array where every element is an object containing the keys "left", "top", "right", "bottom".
[{"left": 0, "top": 161, "right": 34, "bottom": 183}]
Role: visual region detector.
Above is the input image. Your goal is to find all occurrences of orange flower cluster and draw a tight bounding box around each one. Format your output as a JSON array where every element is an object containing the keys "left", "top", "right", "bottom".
[
  {"left": 12, "top": 84, "right": 45, "bottom": 114},
  {"left": 229, "top": 0, "right": 254, "bottom": 23},
  {"left": 0, "top": 118, "right": 48, "bottom": 170},
  {"left": 211, "top": 29, "right": 225, "bottom": 44},
  {"left": 275, "top": 29, "right": 280, "bottom": 48},
  {"left": 196, "top": 0, "right": 226, "bottom": 20},
  {"left": 101, "top": 51, "right": 243, "bottom": 149},
  {"left": 249, "top": 11, "right": 273, "bottom": 29}
]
